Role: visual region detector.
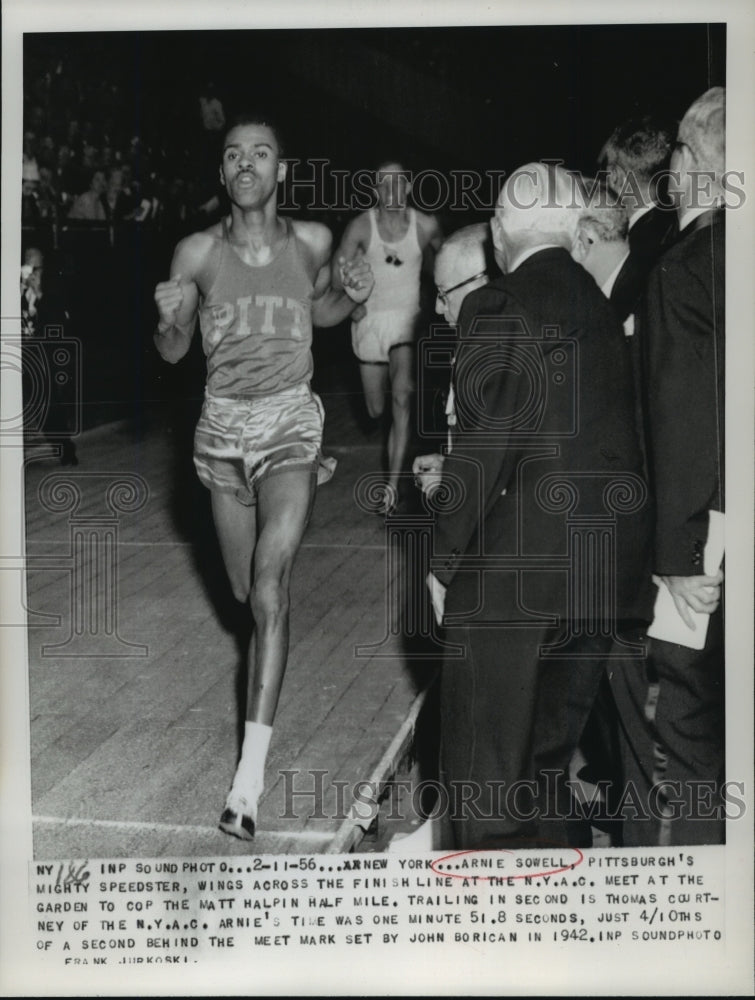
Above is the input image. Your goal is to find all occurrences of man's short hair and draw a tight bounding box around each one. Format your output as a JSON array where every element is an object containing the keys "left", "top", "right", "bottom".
[
  {"left": 223, "top": 114, "right": 285, "bottom": 157},
  {"left": 579, "top": 206, "right": 628, "bottom": 244},
  {"left": 599, "top": 115, "right": 675, "bottom": 182},
  {"left": 497, "top": 163, "right": 585, "bottom": 250},
  {"left": 577, "top": 179, "right": 628, "bottom": 243},
  {"left": 437, "top": 222, "right": 491, "bottom": 276},
  {"left": 678, "top": 87, "right": 725, "bottom": 177}
]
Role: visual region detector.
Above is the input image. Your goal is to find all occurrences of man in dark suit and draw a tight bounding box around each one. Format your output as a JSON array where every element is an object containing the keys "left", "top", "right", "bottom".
[
  {"left": 570, "top": 192, "right": 641, "bottom": 840},
  {"left": 429, "top": 163, "right": 653, "bottom": 849},
  {"left": 610, "top": 88, "right": 726, "bottom": 846},
  {"left": 599, "top": 115, "right": 677, "bottom": 324}
]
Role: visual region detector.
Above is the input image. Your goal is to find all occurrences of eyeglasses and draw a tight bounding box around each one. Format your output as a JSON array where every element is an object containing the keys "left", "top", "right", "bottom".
[{"left": 435, "top": 270, "right": 487, "bottom": 306}]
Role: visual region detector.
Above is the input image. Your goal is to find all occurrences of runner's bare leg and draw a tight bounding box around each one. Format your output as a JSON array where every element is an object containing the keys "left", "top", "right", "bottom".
[
  {"left": 212, "top": 468, "right": 316, "bottom": 836},
  {"left": 245, "top": 467, "right": 316, "bottom": 723},
  {"left": 386, "top": 343, "right": 413, "bottom": 505}
]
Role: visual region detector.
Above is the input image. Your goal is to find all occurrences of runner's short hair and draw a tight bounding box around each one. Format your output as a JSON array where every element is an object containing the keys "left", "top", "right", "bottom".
[{"left": 223, "top": 114, "right": 285, "bottom": 157}]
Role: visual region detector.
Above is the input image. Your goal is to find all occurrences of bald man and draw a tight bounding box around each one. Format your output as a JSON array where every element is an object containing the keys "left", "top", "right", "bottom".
[{"left": 430, "top": 163, "right": 653, "bottom": 849}]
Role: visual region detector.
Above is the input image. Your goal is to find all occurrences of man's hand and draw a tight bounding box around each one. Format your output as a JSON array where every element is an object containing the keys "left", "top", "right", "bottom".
[
  {"left": 413, "top": 453, "right": 445, "bottom": 497},
  {"left": 662, "top": 570, "right": 724, "bottom": 630},
  {"left": 338, "top": 252, "right": 374, "bottom": 304},
  {"left": 426, "top": 571, "right": 447, "bottom": 627},
  {"left": 154, "top": 275, "right": 184, "bottom": 330}
]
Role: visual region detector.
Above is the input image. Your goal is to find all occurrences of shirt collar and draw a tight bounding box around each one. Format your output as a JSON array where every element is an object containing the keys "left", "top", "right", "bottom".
[
  {"left": 627, "top": 203, "right": 655, "bottom": 231},
  {"left": 678, "top": 204, "right": 719, "bottom": 233},
  {"left": 600, "top": 249, "right": 630, "bottom": 298},
  {"left": 507, "top": 243, "right": 562, "bottom": 274}
]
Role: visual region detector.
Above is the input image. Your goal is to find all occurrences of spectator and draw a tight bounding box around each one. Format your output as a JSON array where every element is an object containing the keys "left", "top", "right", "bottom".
[
  {"left": 572, "top": 186, "right": 637, "bottom": 333},
  {"left": 68, "top": 169, "right": 107, "bottom": 220},
  {"left": 599, "top": 114, "right": 677, "bottom": 311},
  {"left": 23, "top": 130, "right": 39, "bottom": 171},
  {"left": 54, "top": 145, "right": 81, "bottom": 206},
  {"left": 36, "top": 166, "right": 60, "bottom": 221},
  {"left": 198, "top": 81, "right": 226, "bottom": 134},
  {"left": 37, "top": 134, "right": 56, "bottom": 169},
  {"left": 21, "top": 161, "right": 41, "bottom": 225},
  {"left": 611, "top": 89, "right": 726, "bottom": 847},
  {"left": 100, "top": 167, "right": 135, "bottom": 222},
  {"left": 80, "top": 141, "right": 99, "bottom": 174}
]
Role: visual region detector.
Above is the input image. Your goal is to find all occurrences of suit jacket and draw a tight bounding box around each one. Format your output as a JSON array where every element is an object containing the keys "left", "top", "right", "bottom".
[
  {"left": 628, "top": 204, "right": 677, "bottom": 270},
  {"left": 610, "top": 206, "right": 677, "bottom": 324},
  {"left": 638, "top": 208, "right": 725, "bottom": 576},
  {"left": 433, "top": 247, "right": 653, "bottom": 625},
  {"left": 610, "top": 251, "right": 649, "bottom": 324}
]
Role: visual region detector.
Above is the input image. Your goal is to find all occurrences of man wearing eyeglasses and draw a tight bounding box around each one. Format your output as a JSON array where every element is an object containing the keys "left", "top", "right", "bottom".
[
  {"left": 609, "top": 88, "right": 726, "bottom": 846},
  {"left": 412, "top": 223, "right": 491, "bottom": 502},
  {"left": 335, "top": 161, "right": 442, "bottom": 511},
  {"left": 388, "top": 223, "right": 491, "bottom": 852}
]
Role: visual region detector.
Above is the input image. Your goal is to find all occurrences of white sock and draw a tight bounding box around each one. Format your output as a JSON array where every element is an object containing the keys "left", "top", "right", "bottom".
[{"left": 229, "top": 722, "right": 272, "bottom": 803}]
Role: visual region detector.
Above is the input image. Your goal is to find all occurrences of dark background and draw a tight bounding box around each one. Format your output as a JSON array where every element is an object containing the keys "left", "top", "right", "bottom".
[
  {"left": 22, "top": 23, "right": 726, "bottom": 430},
  {"left": 27, "top": 24, "right": 726, "bottom": 173}
]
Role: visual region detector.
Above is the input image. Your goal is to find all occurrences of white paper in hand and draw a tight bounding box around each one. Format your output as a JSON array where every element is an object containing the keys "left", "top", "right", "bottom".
[
  {"left": 647, "top": 511, "right": 725, "bottom": 650},
  {"left": 426, "top": 572, "right": 446, "bottom": 627}
]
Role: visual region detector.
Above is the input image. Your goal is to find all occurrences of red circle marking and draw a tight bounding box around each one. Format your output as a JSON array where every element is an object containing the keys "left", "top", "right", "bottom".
[{"left": 430, "top": 845, "right": 584, "bottom": 880}]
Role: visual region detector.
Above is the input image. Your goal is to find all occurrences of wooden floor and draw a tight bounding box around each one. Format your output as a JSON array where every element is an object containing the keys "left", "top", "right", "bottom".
[{"left": 25, "top": 388, "right": 441, "bottom": 858}]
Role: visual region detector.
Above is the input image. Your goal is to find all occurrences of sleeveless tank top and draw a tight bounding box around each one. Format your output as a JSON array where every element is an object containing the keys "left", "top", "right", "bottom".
[
  {"left": 361, "top": 208, "right": 423, "bottom": 315},
  {"left": 198, "top": 218, "right": 314, "bottom": 397}
]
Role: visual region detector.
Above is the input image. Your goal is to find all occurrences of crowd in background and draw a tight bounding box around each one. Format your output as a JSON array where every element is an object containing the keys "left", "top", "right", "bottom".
[{"left": 21, "top": 52, "right": 225, "bottom": 239}]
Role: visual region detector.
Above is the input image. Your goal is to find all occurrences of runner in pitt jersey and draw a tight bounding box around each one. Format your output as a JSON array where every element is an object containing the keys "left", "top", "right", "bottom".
[
  {"left": 153, "top": 116, "right": 374, "bottom": 840},
  {"left": 335, "top": 162, "right": 442, "bottom": 510}
]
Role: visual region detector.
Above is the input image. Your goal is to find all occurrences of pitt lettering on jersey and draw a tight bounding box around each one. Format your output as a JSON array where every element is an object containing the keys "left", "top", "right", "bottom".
[
  {"left": 199, "top": 219, "right": 315, "bottom": 397},
  {"left": 205, "top": 295, "right": 307, "bottom": 348}
]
